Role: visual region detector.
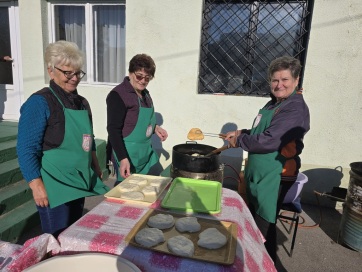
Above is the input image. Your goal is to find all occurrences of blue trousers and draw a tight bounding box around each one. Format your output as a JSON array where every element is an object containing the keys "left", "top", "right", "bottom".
[{"left": 37, "top": 198, "right": 85, "bottom": 238}]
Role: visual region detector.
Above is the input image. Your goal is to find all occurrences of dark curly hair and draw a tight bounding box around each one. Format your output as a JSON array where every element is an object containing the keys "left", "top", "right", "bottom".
[{"left": 128, "top": 54, "right": 156, "bottom": 77}]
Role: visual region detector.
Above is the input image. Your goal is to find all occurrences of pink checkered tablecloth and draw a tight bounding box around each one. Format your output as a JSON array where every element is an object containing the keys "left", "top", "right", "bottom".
[
  {"left": 57, "top": 188, "right": 276, "bottom": 272},
  {"left": 0, "top": 234, "right": 61, "bottom": 272}
]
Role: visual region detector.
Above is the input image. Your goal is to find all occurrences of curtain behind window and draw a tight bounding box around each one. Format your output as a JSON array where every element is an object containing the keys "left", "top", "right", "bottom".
[
  {"left": 54, "top": 5, "right": 125, "bottom": 83},
  {"left": 54, "top": 6, "right": 87, "bottom": 80},
  {"left": 94, "top": 5, "right": 125, "bottom": 83}
]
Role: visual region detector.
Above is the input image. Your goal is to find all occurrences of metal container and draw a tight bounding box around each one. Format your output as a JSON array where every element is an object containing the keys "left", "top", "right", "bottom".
[
  {"left": 339, "top": 162, "right": 362, "bottom": 252},
  {"left": 172, "top": 142, "right": 220, "bottom": 173},
  {"left": 170, "top": 164, "right": 224, "bottom": 183}
]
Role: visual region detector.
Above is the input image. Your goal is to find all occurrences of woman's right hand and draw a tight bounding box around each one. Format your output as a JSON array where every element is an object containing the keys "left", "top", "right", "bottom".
[
  {"left": 119, "top": 158, "right": 131, "bottom": 179},
  {"left": 29, "top": 178, "right": 49, "bottom": 207},
  {"left": 224, "top": 130, "right": 241, "bottom": 148}
]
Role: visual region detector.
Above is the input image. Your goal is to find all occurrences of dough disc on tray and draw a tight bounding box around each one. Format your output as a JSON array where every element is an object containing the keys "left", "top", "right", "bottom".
[
  {"left": 147, "top": 213, "right": 175, "bottom": 229},
  {"left": 197, "top": 228, "right": 227, "bottom": 249},
  {"left": 175, "top": 217, "right": 201, "bottom": 233},
  {"left": 118, "top": 183, "right": 140, "bottom": 193},
  {"left": 149, "top": 179, "right": 166, "bottom": 188},
  {"left": 142, "top": 185, "right": 158, "bottom": 197},
  {"left": 167, "top": 235, "right": 195, "bottom": 257},
  {"left": 127, "top": 176, "right": 148, "bottom": 186},
  {"left": 121, "top": 191, "right": 144, "bottom": 201},
  {"left": 135, "top": 228, "right": 165, "bottom": 248}
]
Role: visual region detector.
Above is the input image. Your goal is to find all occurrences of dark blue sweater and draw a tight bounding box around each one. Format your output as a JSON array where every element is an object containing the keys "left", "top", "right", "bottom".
[
  {"left": 17, "top": 95, "right": 50, "bottom": 182},
  {"left": 17, "top": 83, "right": 96, "bottom": 182}
]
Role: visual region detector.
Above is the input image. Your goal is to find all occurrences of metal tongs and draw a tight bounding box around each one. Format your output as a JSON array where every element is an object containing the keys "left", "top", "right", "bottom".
[
  {"left": 195, "top": 128, "right": 225, "bottom": 138},
  {"left": 188, "top": 128, "right": 226, "bottom": 140}
]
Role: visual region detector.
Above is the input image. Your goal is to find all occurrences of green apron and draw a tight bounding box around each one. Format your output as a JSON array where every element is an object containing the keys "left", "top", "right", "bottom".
[
  {"left": 244, "top": 101, "right": 286, "bottom": 223},
  {"left": 40, "top": 87, "right": 109, "bottom": 208},
  {"left": 114, "top": 95, "right": 159, "bottom": 182}
]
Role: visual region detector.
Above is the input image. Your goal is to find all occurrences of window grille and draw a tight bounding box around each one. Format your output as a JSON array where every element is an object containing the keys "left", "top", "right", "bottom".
[{"left": 199, "top": 0, "right": 314, "bottom": 96}]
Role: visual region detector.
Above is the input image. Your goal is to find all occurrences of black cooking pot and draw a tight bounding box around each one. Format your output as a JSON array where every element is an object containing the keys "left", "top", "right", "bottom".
[{"left": 172, "top": 142, "right": 220, "bottom": 173}]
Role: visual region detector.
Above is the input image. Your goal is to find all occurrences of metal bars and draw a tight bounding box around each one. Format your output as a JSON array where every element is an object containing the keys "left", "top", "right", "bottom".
[{"left": 199, "top": 0, "right": 314, "bottom": 96}]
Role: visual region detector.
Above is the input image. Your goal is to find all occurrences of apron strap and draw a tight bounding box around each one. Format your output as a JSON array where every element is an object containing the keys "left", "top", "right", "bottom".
[
  {"left": 49, "top": 86, "right": 86, "bottom": 110},
  {"left": 48, "top": 87, "right": 65, "bottom": 108},
  {"left": 138, "top": 93, "right": 154, "bottom": 108}
]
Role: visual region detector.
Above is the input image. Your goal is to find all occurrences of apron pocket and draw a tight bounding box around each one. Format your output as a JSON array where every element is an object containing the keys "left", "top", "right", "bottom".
[{"left": 42, "top": 161, "right": 90, "bottom": 190}]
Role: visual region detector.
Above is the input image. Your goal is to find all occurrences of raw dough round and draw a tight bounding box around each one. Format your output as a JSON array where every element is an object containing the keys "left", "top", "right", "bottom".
[
  {"left": 135, "top": 228, "right": 165, "bottom": 248},
  {"left": 149, "top": 179, "right": 167, "bottom": 188},
  {"left": 121, "top": 191, "right": 144, "bottom": 201},
  {"left": 118, "top": 183, "right": 140, "bottom": 192},
  {"left": 127, "top": 176, "right": 148, "bottom": 186},
  {"left": 167, "top": 235, "right": 194, "bottom": 257},
  {"left": 197, "top": 228, "right": 227, "bottom": 249},
  {"left": 142, "top": 185, "right": 158, "bottom": 197},
  {"left": 175, "top": 217, "right": 201, "bottom": 233},
  {"left": 147, "top": 213, "right": 175, "bottom": 229}
]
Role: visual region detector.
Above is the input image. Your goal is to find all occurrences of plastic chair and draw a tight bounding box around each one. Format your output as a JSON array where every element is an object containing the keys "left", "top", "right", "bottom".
[{"left": 278, "top": 172, "right": 308, "bottom": 257}]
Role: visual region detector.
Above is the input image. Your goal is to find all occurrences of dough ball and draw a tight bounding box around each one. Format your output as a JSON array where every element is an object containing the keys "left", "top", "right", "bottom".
[
  {"left": 121, "top": 191, "right": 144, "bottom": 201},
  {"left": 118, "top": 183, "right": 140, "bottom": 193},
  {"left": 167, "top": 235, "right": 194, "bottom": 257},
  {"left": 135, "top": 228, "right": 165, "bottom": 248},
  {"left": 147, "top": 213, "right": 175, "bottom": 229},
  {"left": 127, "top": 176, "right": 148, "bottom": 186},
  {"left": 197, "top": 228, "right": 227, "bottom": 249},
  {"left": 142, "top": 185, "right": 158, "bottom": 197},
  {"left": 175, "top": 217, "right": 201, "bottom": 233}
]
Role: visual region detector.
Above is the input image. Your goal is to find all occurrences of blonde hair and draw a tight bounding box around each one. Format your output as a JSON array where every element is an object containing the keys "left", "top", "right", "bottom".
[{"left": 44, "top": 40, "right": 84, "bottom": 70}]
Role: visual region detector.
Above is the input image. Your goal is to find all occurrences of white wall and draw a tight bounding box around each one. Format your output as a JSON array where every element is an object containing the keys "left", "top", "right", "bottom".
[
  {"left": 299, "top": 0, "right": 362, "bottom": 205},
  {"left": 125, "top": 0, "right": 362, "bottom": 207},
  {"left": 17, "top": 0, "right": 362, "bottom": 206}
]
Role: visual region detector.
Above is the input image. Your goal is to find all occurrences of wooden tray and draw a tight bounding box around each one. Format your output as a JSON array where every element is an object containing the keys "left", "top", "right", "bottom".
[
  {"left": 104, "top": 174, "right": 172, "bottom": 205},
  {"left": 125, "top": 209, "right": 237, "bottom": 265}
]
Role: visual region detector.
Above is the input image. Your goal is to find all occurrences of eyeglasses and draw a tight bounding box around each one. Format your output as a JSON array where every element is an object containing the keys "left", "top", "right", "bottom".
[
  {"left": 54, "top": 67, "right": 86, "bottom": 80},
  {"left": 134, "top": 72, "right": 153, "bottom": 82}
]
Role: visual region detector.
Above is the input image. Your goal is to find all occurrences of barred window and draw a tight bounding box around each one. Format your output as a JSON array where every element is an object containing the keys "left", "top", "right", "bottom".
[{"left": 199, "top": 0, "right": 314, "bottom": 96}]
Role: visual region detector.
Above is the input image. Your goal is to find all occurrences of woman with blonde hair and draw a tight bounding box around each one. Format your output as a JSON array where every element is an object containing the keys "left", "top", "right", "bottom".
[{"left": 17, "top": 40, "right": 109, "bottom": 237}]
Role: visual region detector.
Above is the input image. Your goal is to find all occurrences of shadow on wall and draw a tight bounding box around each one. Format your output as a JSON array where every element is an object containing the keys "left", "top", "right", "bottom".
[
  {"left": 152, "top": 112, "right": 170, "bottom": 165},
  {"left": 219, "top": 122, "right": 244, "bottom": 191},
  {"left": 301, "top": 167, "right": 344, "bottom": 208}
]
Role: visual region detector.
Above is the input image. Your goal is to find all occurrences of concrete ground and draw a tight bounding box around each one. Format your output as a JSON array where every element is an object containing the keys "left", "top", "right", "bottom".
[{"left": 18, "top": 176, "right": 362, "bottom": 272}]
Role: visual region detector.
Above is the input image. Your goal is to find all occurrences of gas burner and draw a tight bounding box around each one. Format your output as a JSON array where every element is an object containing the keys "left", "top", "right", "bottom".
[{"left": 170, "top": 164, "right": 224, "bottom": 183}]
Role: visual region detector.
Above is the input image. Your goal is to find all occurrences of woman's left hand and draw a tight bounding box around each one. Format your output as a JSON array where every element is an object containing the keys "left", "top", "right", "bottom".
[{"left": 155, "top": 125, "right": 168, "bottom": 141}]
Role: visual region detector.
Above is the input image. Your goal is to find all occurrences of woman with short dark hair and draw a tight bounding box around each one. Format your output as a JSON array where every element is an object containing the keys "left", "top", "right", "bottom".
[
  {"left": 106, "top": 54, "right": 168, "bottom": 184},
  {"left": 224, "top": 56, "right": 310, "bottom": 261}
]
